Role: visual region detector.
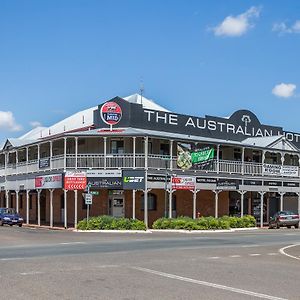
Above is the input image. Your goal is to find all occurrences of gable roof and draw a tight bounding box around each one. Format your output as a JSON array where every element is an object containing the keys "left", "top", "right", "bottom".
[{"left": 242, "top": 135, "right": 299, "bottom": 152}]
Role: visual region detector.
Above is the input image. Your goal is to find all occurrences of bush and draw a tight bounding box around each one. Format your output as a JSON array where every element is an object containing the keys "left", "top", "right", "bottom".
[
  {"left": 77, "top": 215, "right": 146, "bottom": 230},
  {"left": 152, "top": 215, "right": 256, "bottom": 230}
]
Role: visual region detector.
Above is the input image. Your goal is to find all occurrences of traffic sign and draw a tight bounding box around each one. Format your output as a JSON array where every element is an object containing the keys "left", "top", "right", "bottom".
[
  {"left": 85, "top": 193, "right": 93, "bottom": 205},
  {"left": 90, "top": 191, "right": 99, "bottom": 196}
]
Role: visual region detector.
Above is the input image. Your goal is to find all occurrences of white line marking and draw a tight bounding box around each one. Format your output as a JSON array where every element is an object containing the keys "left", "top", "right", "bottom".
[
  {"left": 59, "top": 242, "right": 86, "bottom": 245},
  {"left": 249, "top": 254, "right": 261, "bottom": 256},
  {"left": 208, "top": 256, "right": 220, "bottom": 259},
  {"left": 132, "top": 267, "right": 287, "bottom": 300},
  {"left": 20, "top": 271, "right": 44, "bottom": 276},
  {"left": 279, "top": 244, "right": 300, "bottom": 261},
  {"left": 229, "top": 255, "right": 241, "bottom": 258},
  {"left": 267, "top": 253, "right": 278, "bottom": 256},
  {"left": 242, "top": 244, "right": 260, "bottom": 248}
]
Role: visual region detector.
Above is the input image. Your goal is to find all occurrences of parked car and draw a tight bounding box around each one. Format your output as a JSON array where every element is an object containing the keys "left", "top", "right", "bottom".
[
  {"left": 269, "top": 211, "right": 299, "bottom": 229},
  {"left": 0, "top": 208, "right": 24, "bottom": 227}
]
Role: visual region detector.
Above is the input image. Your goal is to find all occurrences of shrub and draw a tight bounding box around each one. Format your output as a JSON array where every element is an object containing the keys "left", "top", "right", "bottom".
[
  {"left": 152, "top": 215, "right": 256, "bottom": 230},
  {"left": 77, "top": 215, "right": 146, "bottom": 230}
]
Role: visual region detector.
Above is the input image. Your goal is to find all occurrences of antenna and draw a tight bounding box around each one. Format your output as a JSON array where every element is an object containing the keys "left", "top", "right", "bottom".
[{"left": 139, "top": 78, "right": 144, "bottom": 106}]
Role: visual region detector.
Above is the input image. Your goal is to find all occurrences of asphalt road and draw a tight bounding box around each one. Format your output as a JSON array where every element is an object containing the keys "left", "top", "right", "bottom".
[{"left": 0, "top": 226, "right": 299, "bottom": 300}]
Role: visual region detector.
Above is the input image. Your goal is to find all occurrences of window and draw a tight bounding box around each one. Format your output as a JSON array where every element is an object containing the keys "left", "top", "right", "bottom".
[
  {"left": 141, "top": 193, "right": 157, "bottom": 211},
  {"left": 10, "top": 194, "right": 13, "bottom": 208},
  {"left": 111, "top": 140, "right": 124, "bottom": 154},
  {"left": 234, "top": 148, "right": 242, "bottom": 161},
  {"left": 160, "top": 143, "right": 170, "bottom": 155}
]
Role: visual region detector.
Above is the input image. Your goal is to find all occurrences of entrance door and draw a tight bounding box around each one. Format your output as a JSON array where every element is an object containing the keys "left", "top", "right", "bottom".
[{"left": 112, "top": 197, "right": 124, "bottom": 217}]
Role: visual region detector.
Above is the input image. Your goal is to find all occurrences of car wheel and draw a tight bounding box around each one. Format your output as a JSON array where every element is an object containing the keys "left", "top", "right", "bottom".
[
  {"left": 268, "top": 224, "right": 273, "bottom": 229},
  {"left": 276, "top": 223, "right": 280, "bottom": 229},
  {"left": 287, "top": 226, "right": 291, "bottom": 229},
  {"left": 18, "top": 224, "right": 22, "bottom": 227},
  {"left": 295, "top": 223, "right": 299, "bottom": 229},
  {"left": 0, "top": 220, "right": 3, "bottom": 226},
  {"left": 9, "top": 224, "right": 13, "bottom": 226}
]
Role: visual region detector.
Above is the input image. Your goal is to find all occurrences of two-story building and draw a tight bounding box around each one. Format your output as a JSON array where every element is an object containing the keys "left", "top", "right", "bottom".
[{"left": 1, "top": 94, "right": 299, "bottom": 228}]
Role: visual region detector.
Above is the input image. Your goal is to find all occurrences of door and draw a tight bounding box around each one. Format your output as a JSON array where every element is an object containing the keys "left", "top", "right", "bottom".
[{"left": 112, "top": 197, "right": 124, "bottom": 217}]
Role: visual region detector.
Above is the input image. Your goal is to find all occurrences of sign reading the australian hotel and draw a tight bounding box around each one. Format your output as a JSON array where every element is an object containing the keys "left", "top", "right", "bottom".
[{"left": 95, "top": 97, "right": 300, "bottom": 148}]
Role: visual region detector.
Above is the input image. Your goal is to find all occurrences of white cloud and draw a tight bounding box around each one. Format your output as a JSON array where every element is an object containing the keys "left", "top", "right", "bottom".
[
  {"left": 273, "top": 20, "right": 300, "bottom": 34},
  {"left": 212, "top": 6, "right": 261, "bottom": 37},
  {"left": 30, "top": 121, "right": 42, "bottom": 128},
  {"left": 0, "top": 111, "right": 22, "bottom": 132},
  {"left": 272, "top": 83, "right": 296, "bottom": 98}
]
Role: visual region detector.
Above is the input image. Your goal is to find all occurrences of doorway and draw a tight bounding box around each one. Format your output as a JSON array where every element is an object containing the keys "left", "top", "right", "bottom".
[{"left": 109, "top": 191, "right": 124, "bottom": 217}]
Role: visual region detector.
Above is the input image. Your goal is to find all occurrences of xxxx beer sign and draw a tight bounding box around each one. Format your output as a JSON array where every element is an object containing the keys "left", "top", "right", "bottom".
[{"left": 64, "top": 171, "right": 87, "bottom": 190}]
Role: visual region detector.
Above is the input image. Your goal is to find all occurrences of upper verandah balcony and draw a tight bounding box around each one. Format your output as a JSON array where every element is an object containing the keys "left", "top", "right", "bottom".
[{"left": 0, "top": 134, "right": 299, "bottom": 178}]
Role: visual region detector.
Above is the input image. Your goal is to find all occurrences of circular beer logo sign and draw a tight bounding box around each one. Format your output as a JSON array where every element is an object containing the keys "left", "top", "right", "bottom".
[{"left": 100, "top": 101, "right": 122, "bottom": 126}]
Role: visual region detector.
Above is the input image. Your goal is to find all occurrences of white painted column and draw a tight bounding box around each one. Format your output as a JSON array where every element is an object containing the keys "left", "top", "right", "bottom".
[
  {"left": 214, "top": 190, "right": 219, "bottom": 218},
  {"left": 103, "top": 137, "right": 107, "bottom": 169},
  {"left": 144, "top": 137, "right": 148, "bottom": 228},
  {"left": 193, "top": 189, "right": 197, "bottom": 219},
  {"left": 75, "top": 137, "right": 78, "bottom": 170},
  {"left": 16, "top": 191, "right": 19, "bottom": 213},
  {"left": 37, "top": 190, "right": 41, "bottom": 226},
  {"left": 168, "top": 188, "right": 173, "bottom": 219},
  {"left": 49, "top": 189, "right": 54, "bottom": 227},
  {"left": 133, "top": 137, "right": 136, "bottom": 169},
  {"left": 74, "top": 190, "right": 78, "bottom": 228},
  {"left": 241, "top": 191, "right": 244, "bottom": 217},
  {"left": 64, "top": 138, "right": 67, "bottom": 171},
  {"left": 217, "top": 145, "right": 220, "bottom": 174},
  {"left": 241, "top": 147, "right": 245, "bottom": 175},
  {"left": 26, "top": 190, "right": 29, "bottom": 224},
  {"left": 37, "top": 144, "right": 40, "bottom": 162},
  {"left": 280, "top": 192, "right": 284, "bottom": 211},
  {"left": 132, "top": 189, "right": 136, "bottom": 219},
  {"left": 50, "top": 141, "right": 53, "bottom": 170},
  {"left": 144, "top": 136, "right": 148, "bottom": 169},
  {"left": 5, "top": 190, "right": 9, "bottom": 208},
  {"left": 169, "top": 140, "right": 173, "bottom": 171},
  {"left": 260, "top": 192, "right": 264, "bottom": 228},
  {"left": 64, "top": 189, "right": 68, "bottom": 229}
]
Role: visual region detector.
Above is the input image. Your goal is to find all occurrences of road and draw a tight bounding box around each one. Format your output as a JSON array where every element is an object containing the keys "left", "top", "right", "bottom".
[{"left": 0, "top": 226, "right": 299, "bottom": 300}]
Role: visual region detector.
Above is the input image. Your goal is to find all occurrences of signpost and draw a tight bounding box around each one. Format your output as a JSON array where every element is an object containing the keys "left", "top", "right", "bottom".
[{"left": 84, "top": 184, "right": 93, "bottom": 223}]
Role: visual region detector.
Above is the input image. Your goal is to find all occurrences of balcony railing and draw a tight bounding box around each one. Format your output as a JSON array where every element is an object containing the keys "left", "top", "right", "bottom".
[{"left": 0, "top": 154, "right": 299, "bottom": 179}]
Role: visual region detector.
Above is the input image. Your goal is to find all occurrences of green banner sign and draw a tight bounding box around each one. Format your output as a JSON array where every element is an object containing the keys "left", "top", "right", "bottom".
[{"left": 177, "top": 144, "right": 215, "bottom": 170}]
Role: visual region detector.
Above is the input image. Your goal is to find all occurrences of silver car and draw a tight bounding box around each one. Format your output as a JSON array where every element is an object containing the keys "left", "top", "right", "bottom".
[{"left": 269, "top": 211, "right": 299, "bottom": 229}]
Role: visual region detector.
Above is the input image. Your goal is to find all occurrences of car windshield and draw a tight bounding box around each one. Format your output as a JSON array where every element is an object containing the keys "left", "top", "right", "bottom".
[
  {"left": 5, "top": 208, "right": 16, "bottom": 214},
  {"left": 279, "top": 211, "right": 295, "bottom": 216}
]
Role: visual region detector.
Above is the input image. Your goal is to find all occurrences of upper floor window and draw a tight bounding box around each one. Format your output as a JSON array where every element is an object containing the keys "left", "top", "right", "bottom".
[{"left": 111, "top": 140, "right": 124, "bottom": 154}]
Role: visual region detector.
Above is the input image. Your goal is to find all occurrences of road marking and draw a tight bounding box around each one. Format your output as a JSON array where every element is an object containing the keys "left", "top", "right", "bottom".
[
  {"left": 20, "top": 271, "right": 44, "bottom": 276},
  {"left": 229, "top": 255, "right": 241, "bottom": 258},
  {"left": 132, "top": 267, "right": 287, "bottom": 300},
  {"left": 249, "top": 254, "right": 261, "bottom": 256},
  {"left": 59, "top": 242, "right": 86, "bottom": 245},
  {"left": 208, "top": 256, "right": 220, "bottom": 259},
  {"left": 242, "top": 244, "right": 260, "bottom": 248},
  {"left": 279, "top": 244, "right": 300, "bottom": 261},
  {"left": 267, "top": 253, "right": 278, "bottom": 256}
]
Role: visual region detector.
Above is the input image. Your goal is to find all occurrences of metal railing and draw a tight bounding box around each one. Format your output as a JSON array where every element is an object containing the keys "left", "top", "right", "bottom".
[{"left": 1, "top": 154, "right": 299, "bottom": 179}]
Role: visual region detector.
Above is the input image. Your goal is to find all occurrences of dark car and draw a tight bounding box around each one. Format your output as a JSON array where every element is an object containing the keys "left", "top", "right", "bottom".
[
  {"left": 269, "top": 211, "right": 299, "bottom": 229},
  {"left": 0, "top": 208, "right": 24, "bottom": 227}
]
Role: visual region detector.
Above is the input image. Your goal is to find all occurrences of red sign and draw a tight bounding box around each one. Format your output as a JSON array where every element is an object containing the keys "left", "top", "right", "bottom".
[
  {"left": 171, "top": 176, "right": 195, "bottom": 190},
  {"left": 100, "top": 101, "right": 122, "bottom": 126},
  {"left": 64, "top": 172, "right": 87, "bottom": 190}
]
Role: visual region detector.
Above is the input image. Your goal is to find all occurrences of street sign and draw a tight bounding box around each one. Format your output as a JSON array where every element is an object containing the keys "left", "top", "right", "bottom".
[
  {"left": 90, "top": 191, "right": 99, "bottom": 196},
  {"left": 64, "top": 171, "right": 87, "bottom": 190},
  {"left": 85, "top": 193, "right": 93, "bottom": 205}
]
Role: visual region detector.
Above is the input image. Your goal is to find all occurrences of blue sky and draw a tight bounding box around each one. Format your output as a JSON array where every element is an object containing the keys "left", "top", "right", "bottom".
[{"left": 0, "top": 0, "right": 300, "bottom": 142}]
